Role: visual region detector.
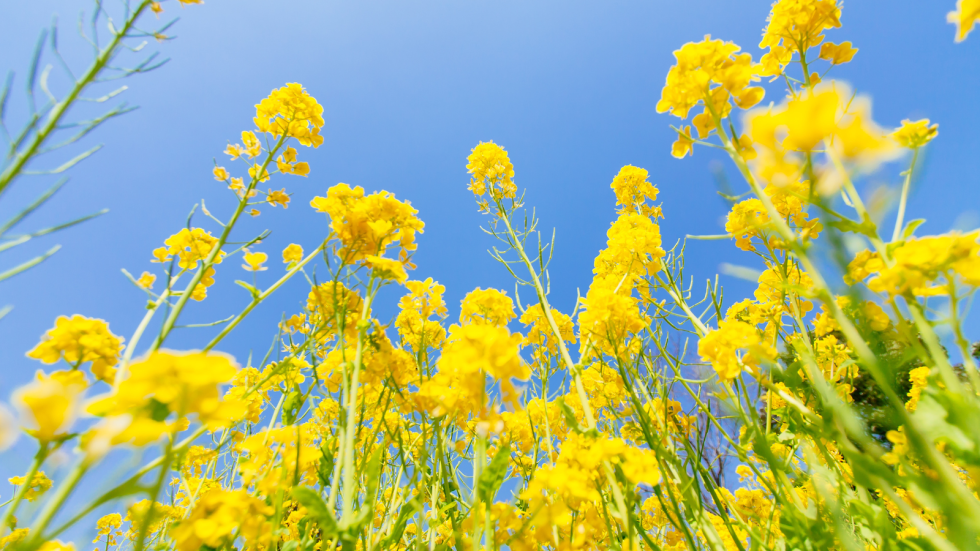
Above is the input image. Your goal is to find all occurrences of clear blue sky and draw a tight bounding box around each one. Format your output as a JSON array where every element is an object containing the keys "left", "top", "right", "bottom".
[{"left": 1, "top": 0, "right": 978, "bottom": 536}]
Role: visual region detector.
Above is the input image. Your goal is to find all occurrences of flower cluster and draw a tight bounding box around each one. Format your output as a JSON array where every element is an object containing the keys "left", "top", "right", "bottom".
[{"left": 26, "top": 315, "right": 123, "bottom": 383}]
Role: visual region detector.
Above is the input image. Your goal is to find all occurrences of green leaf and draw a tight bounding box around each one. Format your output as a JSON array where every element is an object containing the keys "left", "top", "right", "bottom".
[
  {"left": 379, "top": 498, "right": 420, "bottom": 549},
  {"left": 827, "top": 217, "right": 875, "bottom": 237},
  {"left": 235, "top": 280, "right": 260, "bottom": 298},
  {"left": 317, "top": 441, "right": 335, "bottom": 488},
  {"left": 0, "top": 244, "right": 60, "bottom": 282},
  {"left": 902, "top": 219, "right": 926, "bottom": 240},
  {"left": 292, "top": 487, "right": 339, "bottom": 539},
  {"left": 282, "top": 389, "right": 304, "bottom": 425},
  {"left": 477, "top": 441, "right": 511, "bottom": 503},
  {"left": 556, "top": 396, "right": 583, "bottom": 434}
]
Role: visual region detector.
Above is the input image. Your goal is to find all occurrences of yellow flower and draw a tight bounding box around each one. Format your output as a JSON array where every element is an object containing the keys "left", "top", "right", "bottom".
[
  {"left": 282, "top": 313, "right": 307, "bottom": 334},
  {"left": 747, "top": 83, "right": 897, "bottom": 170},
  {"left": 0, "top": 529, "right": 29, "bottom": 549},
  {"left": 948, "top": 0, "right": 980, "bottom": 42},
  {"left": 241, "top": 249, "right": 268, "bottom": 272},
  {"left": 248, "top": 163, "right": 270, "bottom": 183},
  {"left": 698, "top": 320, "right": 776, "bottom": 381},
  {"left": 395, "top": 278, "right": 448, "bottom": 351},
  {"left": 906, "top": 366, "right": 931, "bottom": 412},
  {"left": 12, "top": 370, "right": 85, "bottom": 443},
  {"left": 274, "top": 147, "right": 311, "bottom": 177},
  {"left": 577, "top": 286, "right": 647, "bottom": 356},
  {"left": 671, "top": 126, "right": 694, "bottom": 158},
  {"left": 265, "top": 188, "right": 290, "bottom": 208},
  {"left": 891, "top": 119, "right": 939, "bottom": 149},
  {"left": 241, "top": 131, "right": 262, "bottom": 158},
  {"left": 291, "top": 161, "right": 310, "bottom": 176},
  {"left": 136, "top": 271, "right": 156, "bottom": 290},
  {"left": 610, "top": 165, "right": 662, "bottom": 218},
  {"left": 87, "top": 351, "right": 245, "bottom": 445},
  {"left": 363, "top": 254, "right": 409, "bottom": 283},
  {"left": 253, "top": 83, "right": 325, "bottom": 147},
  {"left": 171, "top": 489, "right": 273, "bottom": 551},
  {"left": 520, "top": 303, "right": 576, "bottom": 354},
  {"left": 27, "top": 315, "right": 123, "bottom": 383},
  {"left": 591, "top": 211, "right": 666, "bottom": 295},
  {"left": 159, "top": 227, "right": 225, "bottom": 270},
  {"left": 760, "top": 0, "right": 841, "bottom": 53},
  {"left": 458, "top": 287, "right": 515, "bottom": 328},
  {"left": 726, "top": 198, "right": 769, "bottom": 251},
  {"left": 187, "top": 267, "right": 217, "bottom": 303},
  {"left": 212, "top": 166, "right": 229, "bottom": 181},
  {"left": 8, "top": 470, "right": 53, "bottom": 501},
  {"left": 309, "top": 183, "right": 424, "bottom": 263},
  {"left": 818, "top": 41, "right": 858, "bottom": 64},
  {"left": 150, "top": 2, "right": 162, "bottom": 14},
  {"left": 224, "top": 143, "right": 244, "bottom": 160},
  {"left": 657, "top": 36, "right": 762, "bottom": 120},
  {"left": 306, "top": 281, "right": 364, "bottom": 343},
  {"left": 414, "top": 324, "right": 526, "bottom": 419},
  {"left": 282, "top": 243, "right": 304, "bottom": 264},
  {"left": 93, "top": 513, "right": 123, "bottom": 546},
  {"left": 37, "top": 541, "right": 74, "bottom": 551},
  {"left": 123, "top": 500, "right": 182, "bottom": 541},
  {"left": 861, "top": 231, "right": 980, "bottom": 295},
  {"left": 466, "top": 141, "right": 516, "bottom": 199}
]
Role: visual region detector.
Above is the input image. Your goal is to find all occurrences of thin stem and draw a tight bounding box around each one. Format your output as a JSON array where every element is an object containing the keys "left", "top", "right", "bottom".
[
  {"left": 340, "top": 275, "right": 376, "bottom": 522},
  {"left": 0, "top": 443, "right": 49, "bottom": 539},
  {"left": 0, "top": 1, "right": 153, "bottom": 198},
  {"left": 151, "top": 132, "right": 289, "bottom": 351},
  {"left": 891, "top": 148, "right": 920, "bottom": 242},
  {"left": 28, "top": 456, "right": 88, "bottom": 544},
  {"left": 203, "top": 241, "right": 326, "bottom": 351},
  {"left": 495, "top": 200, "right": 596, "bottom": 429}
]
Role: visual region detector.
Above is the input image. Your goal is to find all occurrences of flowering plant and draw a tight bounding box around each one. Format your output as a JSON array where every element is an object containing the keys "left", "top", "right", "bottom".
[{"left": 3, "top": 1, "right": 980, "bottom": 551}]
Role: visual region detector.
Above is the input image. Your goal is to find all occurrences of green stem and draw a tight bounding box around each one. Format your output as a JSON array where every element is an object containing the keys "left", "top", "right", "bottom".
[
  {"left": 891, "top": 147, "right": 920, "bottom": 242},
  {"left": 27, "top": 456, "right": 88, "bottom": 545},
  {"left": 340, "top": 276, "right": 376, "bottom": 522},
  {"left": 495, "top": 200, "right": 596, "bottom": 429},
  {"left": 151, "top": 132, "right": 289, "bottom": 351},
  {"left": 0, "top": 1, "right": 153, "bottom": 199},
  {"left": 133, "top": 436, "right": 175, "bottom": 551},
  {"left": 0, "top": 443, "right": 48, "bottom": 538},
  {"left": 43, "top": 425, "right": 207, "bottom": 540},
  {"left": 203, "top": 241, "right": 326, "bottom": 351}
]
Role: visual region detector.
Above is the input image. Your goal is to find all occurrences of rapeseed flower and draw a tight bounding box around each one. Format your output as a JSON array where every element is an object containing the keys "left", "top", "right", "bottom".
[
  {"left": 892, "top": 119, "right": 939, "bottom": 149},
  {"left": 949, "top": 0, "right": 980, "bottom": 42},
  {"left": 12, "top": 370, "right": 85, "bottom": 443},
  {"left": 310, "top": 183, "right": 424, "bottom": 263},
  {"left": 8, "top": 471, "right": 52, "bottom": 502},
  {"left": 241, "top": 249, "right": 268, "bottom": 272},
  {"left": 27, "top": 315, "right": 123, "bottom": 383},
  {"left": 253, "top": 83, "right": 324, "bottom": 147},
  {"left": 87, "top": 351, "right": 245, "bottom": 445}
]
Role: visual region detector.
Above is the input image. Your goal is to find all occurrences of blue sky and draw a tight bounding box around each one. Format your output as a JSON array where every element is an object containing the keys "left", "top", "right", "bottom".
[{"left": 1, "top": 0, "right": 979, "bottom": 536}]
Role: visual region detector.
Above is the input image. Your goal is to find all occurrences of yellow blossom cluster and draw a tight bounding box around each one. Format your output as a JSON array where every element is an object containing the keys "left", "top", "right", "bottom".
[
  {"left": 26, "top": 315, "right": 123, "bottom": 383},
  {"left": 466, "top": 141, "right": 516, "bottom": 199},
  {"left": 847, "top": 232, "right": 980, "bottom": 295},
  {"left": 87, "top": 351, "right": 244, "bottom": 445},
  {"left": 4, "top": 4, "right": 980, "bottom": 549},
  {"left": 395, "top": 278, "right": 448, "bottom": 351},
  {"left": 310, "top": 183, "right": 423, "bottom": 271},
  {"left": 253, "top": 83, "right": 325, "bottom": 147}
]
